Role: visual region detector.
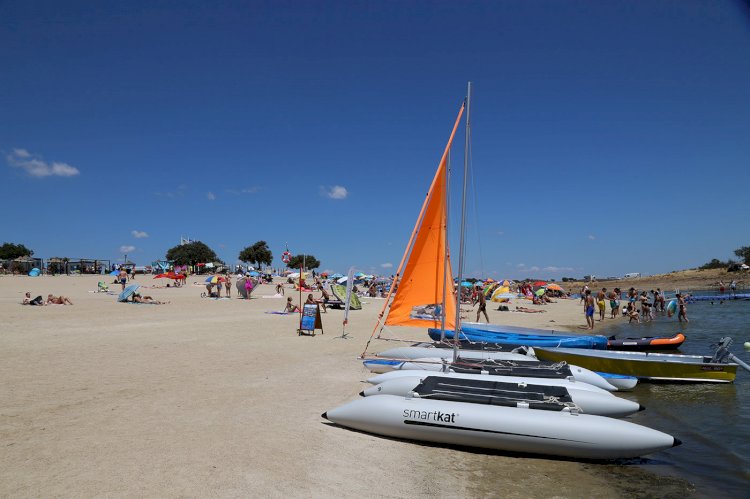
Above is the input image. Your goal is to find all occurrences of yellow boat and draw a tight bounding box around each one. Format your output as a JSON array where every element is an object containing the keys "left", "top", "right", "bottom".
[{"left": 531, "top": 343, "right": 739, "bottom": 383}]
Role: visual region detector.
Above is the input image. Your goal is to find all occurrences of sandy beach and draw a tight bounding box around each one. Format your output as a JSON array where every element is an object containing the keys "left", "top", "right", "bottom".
[{"left": 0, "top": 274, "right": 694, "bottom": 497}]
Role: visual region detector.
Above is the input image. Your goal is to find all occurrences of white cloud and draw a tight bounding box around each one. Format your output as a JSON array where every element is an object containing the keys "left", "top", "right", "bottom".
[
  {"left": 207, "top": 191, "right": 216, "bottom": 201},
  {"left": 380, "top": 263, "right": 393, "bottom": 269},
  {"left": 131, "top": 230, "right": 148, "bottom": 239},
  {"left": 529, "top": 266, "right": 540, "bottom": 271},
  {"left": 542, "top": 266, "right": 575, "bottom": 273},
  {"left": 154, "top": 185, "right": 187, "bottom": 198},
  {"left": 6, "top": 148, "right": 80, "bottom": 178},
  {"left": 497, "top": 231, "right": 504, "bottom": 235},
  {"left": 516, "top": 263, "right": 525, "bottom": 268},
  {"left": 120, "top": 245, "right": 136, "bottom": 253},
  {"left": 321, "top": 185, "right": 348, "bottom": 200},
  {"left": 588, "top": 235, "right": 596, "bottom": 240}
]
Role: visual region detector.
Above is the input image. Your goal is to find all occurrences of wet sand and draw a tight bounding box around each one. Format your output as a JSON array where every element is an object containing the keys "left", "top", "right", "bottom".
[{"left": 0, "top": 275, "right": 693, "bottom": 497}]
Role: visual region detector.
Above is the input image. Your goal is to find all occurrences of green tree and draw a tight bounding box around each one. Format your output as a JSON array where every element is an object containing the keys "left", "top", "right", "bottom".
[
  {"left": 165, "top": 241, "right": 218, "bottom": 266},
  {"left": 239, "top": 240, "right": 273, "bottom": 269},
  {"left": 734, "top": 246, "right": 750, "bottom": 265},
  {"left": 287, "top": 254, "right": 320, "bottom": 270},
  {"left": 0, "top": 242, "right": 34, "bottom": 260}
]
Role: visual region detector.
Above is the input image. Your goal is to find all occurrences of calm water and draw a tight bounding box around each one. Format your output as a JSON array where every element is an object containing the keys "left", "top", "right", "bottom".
[{"left": 602, "top": 291, "right": 750, "bottom": 496}]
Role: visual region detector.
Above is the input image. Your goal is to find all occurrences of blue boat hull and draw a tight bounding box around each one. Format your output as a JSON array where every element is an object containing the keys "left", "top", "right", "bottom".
[{"left": 428, "top": 327, "right": 608, "bottom": 349}]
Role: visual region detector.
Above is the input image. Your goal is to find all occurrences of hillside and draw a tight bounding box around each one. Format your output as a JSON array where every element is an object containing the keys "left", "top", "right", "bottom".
[{"left": 561, "top": 267, "right": 747, "bottom": 293}]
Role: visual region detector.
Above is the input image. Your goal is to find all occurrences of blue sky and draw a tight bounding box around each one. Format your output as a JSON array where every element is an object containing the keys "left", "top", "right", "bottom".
[{"left": 2, "top": 1, "right": 749, "bottom": 279}]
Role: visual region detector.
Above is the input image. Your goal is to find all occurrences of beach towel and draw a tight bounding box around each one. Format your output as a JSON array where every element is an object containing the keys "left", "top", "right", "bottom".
[
  {"left": 265, "top": 311, "right": 290, "bottom": 315},
  {"left": 261, "top": 294, "right": 284, "bottom": 298}
]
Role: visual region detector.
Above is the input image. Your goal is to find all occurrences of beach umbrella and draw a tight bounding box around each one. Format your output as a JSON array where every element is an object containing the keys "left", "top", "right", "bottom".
[
  {"left": 460, "top": 281, "right": 473, "bottom": 287},
  {"left": 535, "top": 288, "right": 546, "bottom": 297},
  {"left": 109, "top": 270, "right": 120, "bottom": 276},
  {"left": 248, "top": 271, "right": 260, "bottom": 277},
  {"left": 533, "top": 281, "right": 547, "bottom": 288},
  {"left": 331, "top": 273, "right": 344, "bottom": 279},
  {"left": 491, "top": 286, "right": 514, "bottom": 302},
  {"left": 118, "top": 284, "right": 141, "bottom": 302},
  {"left": 205, "top": 276, "right": 226, "bottom": 284},
  {"left": 545, "top": 283, "right": 564, "bottom": 292},
  {"left": 501, "top": 279, "right": 513, "bottom": 287}
]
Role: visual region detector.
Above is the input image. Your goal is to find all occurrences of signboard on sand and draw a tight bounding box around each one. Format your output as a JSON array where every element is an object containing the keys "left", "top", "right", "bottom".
[{"left": 299, "top": 303, "right": 323, "bottom": 335}]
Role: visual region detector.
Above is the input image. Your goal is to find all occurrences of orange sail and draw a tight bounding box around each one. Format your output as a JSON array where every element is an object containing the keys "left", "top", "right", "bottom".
[{"left": 384, "top": 104, "right": 464, "bottom": 330}]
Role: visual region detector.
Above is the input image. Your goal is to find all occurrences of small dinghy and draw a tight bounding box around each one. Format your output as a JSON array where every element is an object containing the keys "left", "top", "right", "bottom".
[
  {"left": 323, "top": 395, "right": 680, "bottom": 459},
  {"left": 361, "top": 375, "right": 643, "bottom": 418},
  {"left": 607, "top": 333, "right": 686, "bottom": 351},
  {"left": 429, "top": 327, "right": 608, "bottom": 349}
]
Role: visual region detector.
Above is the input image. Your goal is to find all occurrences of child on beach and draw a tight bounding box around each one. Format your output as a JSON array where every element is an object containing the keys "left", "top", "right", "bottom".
[
  {"left": 597, "top": 288, "right": 606, "bottom": 321},
  {"left": 225, "top": 274, "right": 231, "bottom": 298}
]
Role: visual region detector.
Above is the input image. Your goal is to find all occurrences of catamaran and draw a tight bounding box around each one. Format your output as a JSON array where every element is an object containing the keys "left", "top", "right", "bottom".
[{"left": 324, "top": 84, "right": 680, "bottom": 459}]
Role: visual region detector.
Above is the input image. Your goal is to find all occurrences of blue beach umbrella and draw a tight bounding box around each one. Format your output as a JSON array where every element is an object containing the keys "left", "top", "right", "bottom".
[
  {"left": 109, "top": 270, "right": 120, "bottom": 276},
  {"left": 460, "top": 281, "right": 473, "bottom": 287},
  {"left": 248, "top": 271, "right": 260, "bottom": 277},
  {"left": 118, "top": 284, "right": 141, "bottom": 302}
]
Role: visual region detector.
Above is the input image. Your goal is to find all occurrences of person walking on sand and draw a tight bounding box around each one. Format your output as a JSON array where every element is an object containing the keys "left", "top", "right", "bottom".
[
  {"left": 597, "top": 288, "right": 606, "bottom": 321},
  {"left": 244, "top": 277, "right": 254, "bottom": 299},
  {"left": 583, "top": 289, "right": 595, "bottom": 330},
  {"left": 119, "top": 269, "right": 128, "bottom": 291},
  {"left": 475, "top": 286, "right": 490, "bottom": 323},
  {"left": 276, "top": 282, "right": 284, "bottom": 296},
  {"left": 225, "top": 274, "right": 232, "bottom": 298},
  {"left": 676, "top": 293, "right": 689, "bottom": 323}
]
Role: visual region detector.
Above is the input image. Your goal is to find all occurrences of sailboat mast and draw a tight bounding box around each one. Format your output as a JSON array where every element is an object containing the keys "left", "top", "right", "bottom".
[
  {"left": 440, "top": 148, "right": 450, "bottom": 342},
  {"left": 453, "top": 81, "right": 471, "bottom": 363}
]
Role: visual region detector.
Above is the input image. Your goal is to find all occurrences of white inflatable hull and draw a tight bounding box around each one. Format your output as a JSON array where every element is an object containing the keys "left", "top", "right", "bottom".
[
  {"left": 365, "top": 356, "right": 617, "bottom": 392},
  {"left": 367, "top": 370, "right": 610, "bottom": 394},
  {"left": 361, "top": 375, "right": 642, "bottom": 418},
  {"left": 323, "top": 395, "right": 679, "bottom": 459},
  {"left": 377, "top": 346, "right": 529, "bottom": 362}
]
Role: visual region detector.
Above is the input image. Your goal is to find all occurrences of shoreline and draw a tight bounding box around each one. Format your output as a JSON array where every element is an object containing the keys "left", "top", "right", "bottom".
[{"left": 1, "top": 274, "right": 695, "bottom": 496}]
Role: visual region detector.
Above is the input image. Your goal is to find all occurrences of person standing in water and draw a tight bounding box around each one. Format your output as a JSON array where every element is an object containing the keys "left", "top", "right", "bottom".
[
  {"left": 676, "top": 293, "right": 689, "bottom": 323},
  {"left": 609, "top": 288, "right": 620, "bottom": 319}
]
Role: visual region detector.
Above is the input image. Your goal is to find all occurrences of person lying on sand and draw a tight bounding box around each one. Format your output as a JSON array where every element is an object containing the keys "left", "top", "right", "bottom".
[
  {"left": 22, "top": 292, "right": 45, "bottom": 305},
  {"left": 47, "top": 294, "right": 73, "bottom": 305},
  {"left": 515, "top": 306, "right": 546, "bottom": 313},
  {"left": 131, "top": 293, "right": 168, "bottom": 304}
]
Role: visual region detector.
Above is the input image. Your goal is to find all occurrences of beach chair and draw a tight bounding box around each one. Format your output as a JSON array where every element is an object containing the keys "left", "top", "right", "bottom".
[{"left": 98, "top": 281, "right": 109, "bottom": 292}]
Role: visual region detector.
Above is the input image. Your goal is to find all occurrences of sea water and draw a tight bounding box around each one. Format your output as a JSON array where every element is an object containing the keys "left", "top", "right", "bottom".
[{"left": 602, "top": 292, "right": 750, "bottom": 496}]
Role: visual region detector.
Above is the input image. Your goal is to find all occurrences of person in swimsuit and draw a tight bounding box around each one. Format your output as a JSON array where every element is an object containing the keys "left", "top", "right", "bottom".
[
  {"left": 475, "top": 288, "right": 490, "bottom": 323},
  {"left": 46, "top": 294, "right": 73, "bottom": 305},
  {"left": 718, "top": 280, "right": 725, "bottom": 295},
  {"left": 676, "top": 293, "right": 688, "bottom": 323},
  {"left": 609, "top": 288, "right": 620, "bottom": 319},
  {"left": 730, "top": 280, "right": 737, "bottom": 297},
  {"left": 596, "top": 288, "right": 606, "bottom": 321},
  {"left": 119, "top": 269, "right": 128, "bottom": 291},
  {"left": 639, "top": 292, "right": 652, "bottom": 322},
  {"left": 584, "top": 289, "right": 595, "bottom": 330},
  {"left": 656, "top": 288, "right": 665, "bottom": 312},
  {"left": 276, "top": 282, "right": 284, "bottom": 296},
  {"left": 320, "top": 287, "right": 331, "bottom": 312},
  {"left": 284, "top": 297, "right": 300, "bottom": 313},
  {"left": 225, "top": 274, "right": 232, "bottom": 298}
]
